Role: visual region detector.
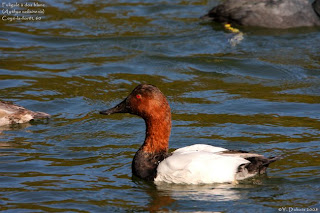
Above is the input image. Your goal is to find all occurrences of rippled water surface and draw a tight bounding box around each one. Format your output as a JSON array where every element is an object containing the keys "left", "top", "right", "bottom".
[{"left": 1, "top": 0, "right": 320, "bottom": 212}]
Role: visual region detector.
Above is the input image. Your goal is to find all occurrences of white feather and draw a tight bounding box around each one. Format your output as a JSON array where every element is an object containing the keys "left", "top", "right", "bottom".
[
  {"left": 173, "top": 144, "right": 228, "bottom": 154},
  {"left": 155, "top": 144, "right": 250, "bottom": 184}
]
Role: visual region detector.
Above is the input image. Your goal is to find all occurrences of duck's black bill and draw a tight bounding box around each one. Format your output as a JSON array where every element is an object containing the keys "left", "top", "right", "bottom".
[{"left": 100, "top": 99, "right": 128, "bottom": 115}]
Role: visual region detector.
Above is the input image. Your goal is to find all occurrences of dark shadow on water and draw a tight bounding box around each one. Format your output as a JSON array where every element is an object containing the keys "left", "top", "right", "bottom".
[{"left": 132, "top": 176, "right": 176, "bottom": 212}]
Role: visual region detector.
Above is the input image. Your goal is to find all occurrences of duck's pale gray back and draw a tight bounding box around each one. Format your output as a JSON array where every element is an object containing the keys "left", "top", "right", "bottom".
[{"left": 0, "top": 101, "right": 50, "bottom": 126}]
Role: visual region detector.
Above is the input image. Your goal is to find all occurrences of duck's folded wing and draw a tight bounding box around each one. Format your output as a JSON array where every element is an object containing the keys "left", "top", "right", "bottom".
[{"left": 155, "top": 150, "right": 249, "bottom": 184}]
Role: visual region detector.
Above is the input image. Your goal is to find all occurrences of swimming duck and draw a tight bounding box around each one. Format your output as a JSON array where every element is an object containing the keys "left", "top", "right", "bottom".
[
  {"left": 202, "top": 0, "right": 320, "bottom": 29},
  {"left": 100, "top": 84, "right": 279, "bottom": 184},
  {"left": 0, "top": 100, "right": 50, "bottom": 126}
]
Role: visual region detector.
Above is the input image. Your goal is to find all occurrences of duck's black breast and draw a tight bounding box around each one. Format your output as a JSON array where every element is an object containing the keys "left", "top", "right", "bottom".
[{"left": 132, "top": 149, "right": 168, "bottom": 181}]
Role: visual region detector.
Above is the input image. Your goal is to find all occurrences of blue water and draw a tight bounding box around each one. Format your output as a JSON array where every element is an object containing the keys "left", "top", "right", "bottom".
[{"left": 0, "top": 0, "right": 320, "bottom": 212}]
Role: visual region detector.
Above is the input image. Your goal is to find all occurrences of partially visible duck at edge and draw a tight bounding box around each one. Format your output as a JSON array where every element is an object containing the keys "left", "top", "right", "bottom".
[
  {"left": 0, "top": 101, "right": 50, "bottom": 126},
  {"left": 202, "top": 0, "right": 320, "bottom": 29},
  {"left": 100, "top": 84, "right": 279, "bottom": 184}
]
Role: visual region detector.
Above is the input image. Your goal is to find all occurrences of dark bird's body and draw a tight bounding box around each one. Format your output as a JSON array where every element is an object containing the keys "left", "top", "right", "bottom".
[{"left": 203, "top": 0, "right": 320, "bottom": 29}]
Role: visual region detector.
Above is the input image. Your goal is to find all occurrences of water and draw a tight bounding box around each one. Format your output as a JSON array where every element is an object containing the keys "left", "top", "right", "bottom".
[{"left": 1, "top": 0, "right": 320, "bottom": 212}]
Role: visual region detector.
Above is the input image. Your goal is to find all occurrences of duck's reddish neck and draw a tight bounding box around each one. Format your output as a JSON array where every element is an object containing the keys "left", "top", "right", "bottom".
[{"left": 141, "top": 109, "right": 171, "bottom": 153}]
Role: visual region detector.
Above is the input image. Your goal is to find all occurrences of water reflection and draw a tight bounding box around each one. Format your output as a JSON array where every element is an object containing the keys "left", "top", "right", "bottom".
[
  {"left": 156, "top": 183, "right": 244, "bottom": 202},
  {"left": 0, "top": 123, "right": 32, "bottom": 133},
  {"left": 132, "top": 176, "right": 272, "bottom": 212}
]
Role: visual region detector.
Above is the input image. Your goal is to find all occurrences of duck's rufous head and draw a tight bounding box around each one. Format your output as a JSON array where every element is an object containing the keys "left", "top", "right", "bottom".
[
  {"left": 100, "top": 84, "right": 171, "bottom": 121},
  {"left": 100, "top": 84, "right": 171, "bottom": 153}
]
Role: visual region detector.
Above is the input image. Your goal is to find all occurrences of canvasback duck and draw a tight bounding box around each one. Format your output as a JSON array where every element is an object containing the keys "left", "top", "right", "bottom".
[
  {"left": 100, "top": 84, "right": 279, "bottom": 184},
  {"left": 0, "top": 100, "right": 50, "bottom": 126},
  {"left": 202, "top": 0, "right": 320, "bottom": 29}
]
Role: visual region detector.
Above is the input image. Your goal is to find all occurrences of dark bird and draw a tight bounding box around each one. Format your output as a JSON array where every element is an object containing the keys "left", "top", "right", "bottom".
[{"left": 202, "top": 0, "right": 320, "bottom": 29}]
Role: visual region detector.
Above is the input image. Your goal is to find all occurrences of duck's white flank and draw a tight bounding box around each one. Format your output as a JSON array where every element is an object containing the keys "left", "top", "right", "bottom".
[{"left": 155, "top": 144, "right": 251, "bottom": 184}]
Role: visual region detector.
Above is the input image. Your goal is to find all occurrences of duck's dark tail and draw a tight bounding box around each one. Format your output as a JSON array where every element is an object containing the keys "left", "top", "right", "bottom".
[
  {"left": 245, "top": 156, "right": 280, "bottom": 175},
  {"left": 235, "top": 155, "right": 280, "bottom": 180}
]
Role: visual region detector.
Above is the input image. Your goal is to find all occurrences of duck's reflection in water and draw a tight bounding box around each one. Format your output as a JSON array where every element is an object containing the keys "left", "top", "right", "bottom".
[
  {"left": 135, "top": 177, "right": 265, "bottom": 212},
  {"left": 155, "top": 183, "right": 246, "bottom": 202}
]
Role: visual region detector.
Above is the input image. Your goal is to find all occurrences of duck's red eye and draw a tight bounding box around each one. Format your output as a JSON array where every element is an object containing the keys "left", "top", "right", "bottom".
[{"left": 136, "top": 94, "right": 142, "bottom": 99}]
